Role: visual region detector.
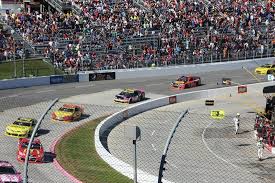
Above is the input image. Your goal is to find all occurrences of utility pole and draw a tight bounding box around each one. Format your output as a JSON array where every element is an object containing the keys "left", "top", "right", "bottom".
[
  {"left": 22, "top": 40, "right": 25, "bottom": 77},
  {"left": 125, "top": 125, "right": 141, "bottom": 183},
  {"left": 11, "top": 29, "right": 16, "bottom": 78}
]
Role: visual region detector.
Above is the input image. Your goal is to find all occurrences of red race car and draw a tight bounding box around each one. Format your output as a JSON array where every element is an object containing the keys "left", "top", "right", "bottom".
[
  {"left": 17, "top": 138, "right": 44, "bottom": 163},
  {"left": 170, "top": 75, "right": 201, "bottom": 90}
]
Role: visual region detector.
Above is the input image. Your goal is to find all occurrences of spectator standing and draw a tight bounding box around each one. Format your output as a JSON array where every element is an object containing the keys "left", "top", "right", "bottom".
[
  {"left": 233, "top": 113, "right": 240, "bottom": 135},
  {"left": 257, "top": 137, "right": 264, "bottom": 161}
]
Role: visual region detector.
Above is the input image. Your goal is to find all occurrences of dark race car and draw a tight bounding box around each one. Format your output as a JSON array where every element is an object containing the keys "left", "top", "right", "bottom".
[{"left": 114, "top": 89, "right": 145, "bottom": 103}]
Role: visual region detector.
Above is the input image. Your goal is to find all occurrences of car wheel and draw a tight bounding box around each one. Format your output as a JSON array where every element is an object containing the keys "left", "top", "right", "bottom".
[
  {"left": 142, "top": 93, "right": 145, "bottom": 100},
  {"left": 129, "top": 99, "right": 132, "bottom": 104}
]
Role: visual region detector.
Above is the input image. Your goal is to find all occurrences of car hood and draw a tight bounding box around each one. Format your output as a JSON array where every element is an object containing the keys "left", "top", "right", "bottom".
[
  {"left": 19, "top": 148, "right": 43, "bottom": 156},
  {"left": 7, "top": 124, "right": 30, "bottom": 131},
  {"left": 0, "top": 174, "right": 22, "bottom": 182},
  {"left": 256, "top": 67, "right": 268, "bottom": 70},
  {"left": 54, "top": 111, "right": 73, "bottom": 117},
  {"left": 174, "top": 81, "right": 185, "bottom": 84}
]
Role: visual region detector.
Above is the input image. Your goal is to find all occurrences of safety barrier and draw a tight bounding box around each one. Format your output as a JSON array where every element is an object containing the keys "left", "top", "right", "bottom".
[
  {"left": 95, "top": 81, "right": 275, "bottom": 183},
  {"left": 1, "top": 57, "right": 274, "bottom": 90},
  {"left": 83, "top": 57, "right": 274, "bottom": 80},
  {"left": 0, "top": 76, "right": 50, "bottom": 89}
]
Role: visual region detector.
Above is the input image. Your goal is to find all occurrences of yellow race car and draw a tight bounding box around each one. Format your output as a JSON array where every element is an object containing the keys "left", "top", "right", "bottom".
[
  {"left": 52, "top": 104, "right": 84, "bottom": 122},
  {"left": 5, "top": 118, "right": 37, "bottom": 138},
  {"left": 255, "top": 64, "right": 275, "bottom": 75}
]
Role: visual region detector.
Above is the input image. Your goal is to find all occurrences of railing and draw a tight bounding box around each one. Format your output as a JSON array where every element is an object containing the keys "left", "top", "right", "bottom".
[{"left": 44, "top": 0, "right": 72, "bottom": 12}]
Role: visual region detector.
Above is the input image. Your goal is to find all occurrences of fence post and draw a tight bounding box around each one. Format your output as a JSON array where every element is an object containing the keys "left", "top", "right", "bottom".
[{"left": 23, "top": 98, "right": 59, "bottom": 183}]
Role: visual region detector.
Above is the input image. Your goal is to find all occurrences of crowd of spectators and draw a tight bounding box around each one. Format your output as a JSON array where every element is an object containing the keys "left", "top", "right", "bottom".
[
  {"left": 2, "top": 0, "right": 275, "bottom": 70},
  {"left": 0, "top": 27, "right": 25, "bottom": 61}
]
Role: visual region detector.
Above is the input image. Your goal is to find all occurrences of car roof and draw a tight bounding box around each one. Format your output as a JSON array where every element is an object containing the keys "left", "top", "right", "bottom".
[
  {"left": 62, "top": 104, "right": 79, "bottom": 108},
  {"left": 123, "top": 88, "right": 136, "bottom": 93},
  {"left": 0, "top": 161, "right": 13, "bottom": 167},
  {"left": 19, "top": 138, "right": 41, "bottom": 144},
  {"left": 16, "top": 118, "right": 34, "bottom": 122}
]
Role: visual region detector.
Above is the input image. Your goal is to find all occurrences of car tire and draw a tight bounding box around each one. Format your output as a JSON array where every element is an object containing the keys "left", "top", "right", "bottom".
[{"left": 129, "top": 99, "right": 132, "bottom": 104}]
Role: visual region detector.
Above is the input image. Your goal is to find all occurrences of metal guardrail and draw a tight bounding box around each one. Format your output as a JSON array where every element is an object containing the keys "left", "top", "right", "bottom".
[{"left": 23, "top": 98, "right": 59, "bottom": 183}]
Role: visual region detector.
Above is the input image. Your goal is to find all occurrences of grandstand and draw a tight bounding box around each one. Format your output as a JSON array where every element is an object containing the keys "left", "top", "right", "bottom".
[{"left": 0, "top": 0, "right": 274, "bottom": 73}]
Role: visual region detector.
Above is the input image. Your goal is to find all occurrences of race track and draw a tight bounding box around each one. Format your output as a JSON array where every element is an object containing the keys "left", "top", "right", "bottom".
[{"left": 0, "top": 68, "right": 270, "bottom": 182}]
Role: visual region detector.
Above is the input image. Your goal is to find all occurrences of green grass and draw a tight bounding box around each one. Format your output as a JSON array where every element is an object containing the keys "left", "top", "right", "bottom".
[
  {"left": 55, "top": 117, "right": 132, "bottom": 183},
  {"left": 0, "top": 59, "right": 63, "bottom": 80}
]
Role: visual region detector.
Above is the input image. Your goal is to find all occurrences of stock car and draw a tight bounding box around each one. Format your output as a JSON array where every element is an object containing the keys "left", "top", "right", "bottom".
[
  {"left": 255, "top": 64, "right": 275, "bottom": 75},
  {"left": 0, "top": 161, "right": 22, "bottom": 183},
  {"left": 114, "top": 89, "right": 145, "bottom": 103},
  {"left": 5, "top": 118, "right": 37, "bottom": 138},
  {"left": 170, "top": 75, "right": 201, "bottom": 89},
  {"left": 17, "top": 138, "right": 44, "bottom": 163},
  {"left": 52, "top": 104, "right": 84, "bottom": 122}
]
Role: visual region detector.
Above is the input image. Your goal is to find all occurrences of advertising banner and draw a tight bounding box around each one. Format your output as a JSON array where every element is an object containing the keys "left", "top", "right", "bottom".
[
  {"left": 63, "top": 74, "right": 79, "bottom": 83},
  {"left": 89, "top": 72, "right": 116, "bottom": 81},
  {"left": 50, "top": 75, "right": 64, "bottom": 84},
  {"left": 169, "top": 96, "right": 177, "bottom": 104}
]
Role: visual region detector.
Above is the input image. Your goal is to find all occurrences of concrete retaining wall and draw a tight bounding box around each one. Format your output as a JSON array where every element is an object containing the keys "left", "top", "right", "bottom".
[
  {"left": 0, "top": 76, "right": 50, "bottom": 89},
  {"left": 87, "top": 57, "right": 274, "bottom": 80}
]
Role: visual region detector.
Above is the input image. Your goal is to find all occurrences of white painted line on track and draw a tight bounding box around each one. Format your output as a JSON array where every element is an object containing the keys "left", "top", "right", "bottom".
[
  {"left": 75, "top": 84, "right": 94, "bottom": 88},
  {"left": 0, "top": 94, "right": 19, "bottom": 99},
  {"left": 166, "top": 160, "right": 178, "bottom": 169},
  {"left": 202, "top": 120, "right": 238, "bottom": 168},
  {"left": 151, "top": 130, "right": 155, "bottom": 136},
  {"left": 201, "top": 119, "right": 266, "bottom": 180},
  {"left": 146, "top": 83, "right": 164, "bottom": 87},
  {"left": 35, "top": 89, "right": 55, "bottom": 93},
  {"left": 151, "top": 144, "right": 156, "bottom": 151}
]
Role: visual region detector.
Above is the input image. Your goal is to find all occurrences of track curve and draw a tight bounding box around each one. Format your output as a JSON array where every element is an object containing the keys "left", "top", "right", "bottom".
[{"left": 0, "top": 67, "right": 269, "bottom": 182}]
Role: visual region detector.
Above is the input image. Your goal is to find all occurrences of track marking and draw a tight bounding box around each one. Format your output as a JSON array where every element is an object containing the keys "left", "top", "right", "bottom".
[
  {"left": 151, "top": 130, "right": 155, "bottom": 136},
  {"left": 75, "top": 85, "right": 94, "bottom": 88},
  {"left": 35, "top": 89, "right": 55, "bottom": 93},
  {"left": 242, "top": 66, "right": 261, "bottom": 82},
  {"left": 151, "top": 144, "right": 156, "bottom": 151},
  {"left": 201, "top": 111, "right": 267, "bottom": 181},
  {"left": 0, "top": 94, "right": 19, "bottom": 99},
  {"left": 166, "top": 160, "right": 178, "bottom": 169},
  {"left": 202, "top": 120, "right": 238, "bottom": 168},
  {"left": 146, "top": 83, "right": 163, "bottom": 87}
]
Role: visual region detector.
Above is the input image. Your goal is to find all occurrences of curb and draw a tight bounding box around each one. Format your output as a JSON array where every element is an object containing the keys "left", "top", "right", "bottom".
[{"left": 50, "top": 129, "right": 82, "bottom": 183}]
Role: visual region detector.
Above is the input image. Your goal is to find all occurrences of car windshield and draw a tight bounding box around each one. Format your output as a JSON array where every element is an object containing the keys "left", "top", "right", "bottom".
[
  {"left": 22, "top": 142, "right": 41, "bottom": 149},
  {"left": 13, "top": 121, "right": 31, "bottom": 126},
  {"left": 59, "top": 107, "right": 74, "bottom": 112},
  {"left": 177, "top": 77, "right": 187, "bottom": 82},
  {"left": 119, "top": 91, "right": 135, "bottom": 97},
  {"left": 261, "top": 64, "right": 271, "bottom": 68},
  {"left": 0, "top": 167, "right": 16, "bottom": 174}
]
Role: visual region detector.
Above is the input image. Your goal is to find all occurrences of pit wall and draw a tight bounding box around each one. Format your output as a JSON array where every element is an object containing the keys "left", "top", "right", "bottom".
[
  {"left": 95, "top": 81, "right": 275, "bottom": 183},
  {"left": 1, "top": 57, "right": 273, "bottom": 90}
]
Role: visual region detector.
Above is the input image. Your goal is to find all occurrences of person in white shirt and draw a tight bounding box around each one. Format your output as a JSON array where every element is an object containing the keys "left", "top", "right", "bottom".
[
  {"left": 257, "top": 137, "right": 264, "bottom": 161},
  {"left": 233, "top": 113, "right": 240, "bottom": 134}
]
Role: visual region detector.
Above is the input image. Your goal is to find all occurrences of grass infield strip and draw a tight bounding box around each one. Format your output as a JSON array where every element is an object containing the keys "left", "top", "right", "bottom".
[
  {"left": 55, "top": 117, "right": 132, "bottom": 183},
  {"left": 0, "top": 59, "right": 63, "bottom": 79}
]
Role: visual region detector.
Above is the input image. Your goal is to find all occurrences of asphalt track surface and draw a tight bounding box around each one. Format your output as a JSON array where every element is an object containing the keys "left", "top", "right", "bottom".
[
  {"left": 0, "top": 68, "right": 267, "bottom": 111},
  {"left": 0, "top": 68, "right": 269, "bottom": 183}
]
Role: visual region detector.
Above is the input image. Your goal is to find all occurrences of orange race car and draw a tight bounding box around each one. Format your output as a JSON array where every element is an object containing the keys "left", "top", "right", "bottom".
[
  {"left": 170, "top": 75, "right": 201, "bottom": 90},
  {"left": 52, "top": 104, "right": 84, "bottom": 122}
]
